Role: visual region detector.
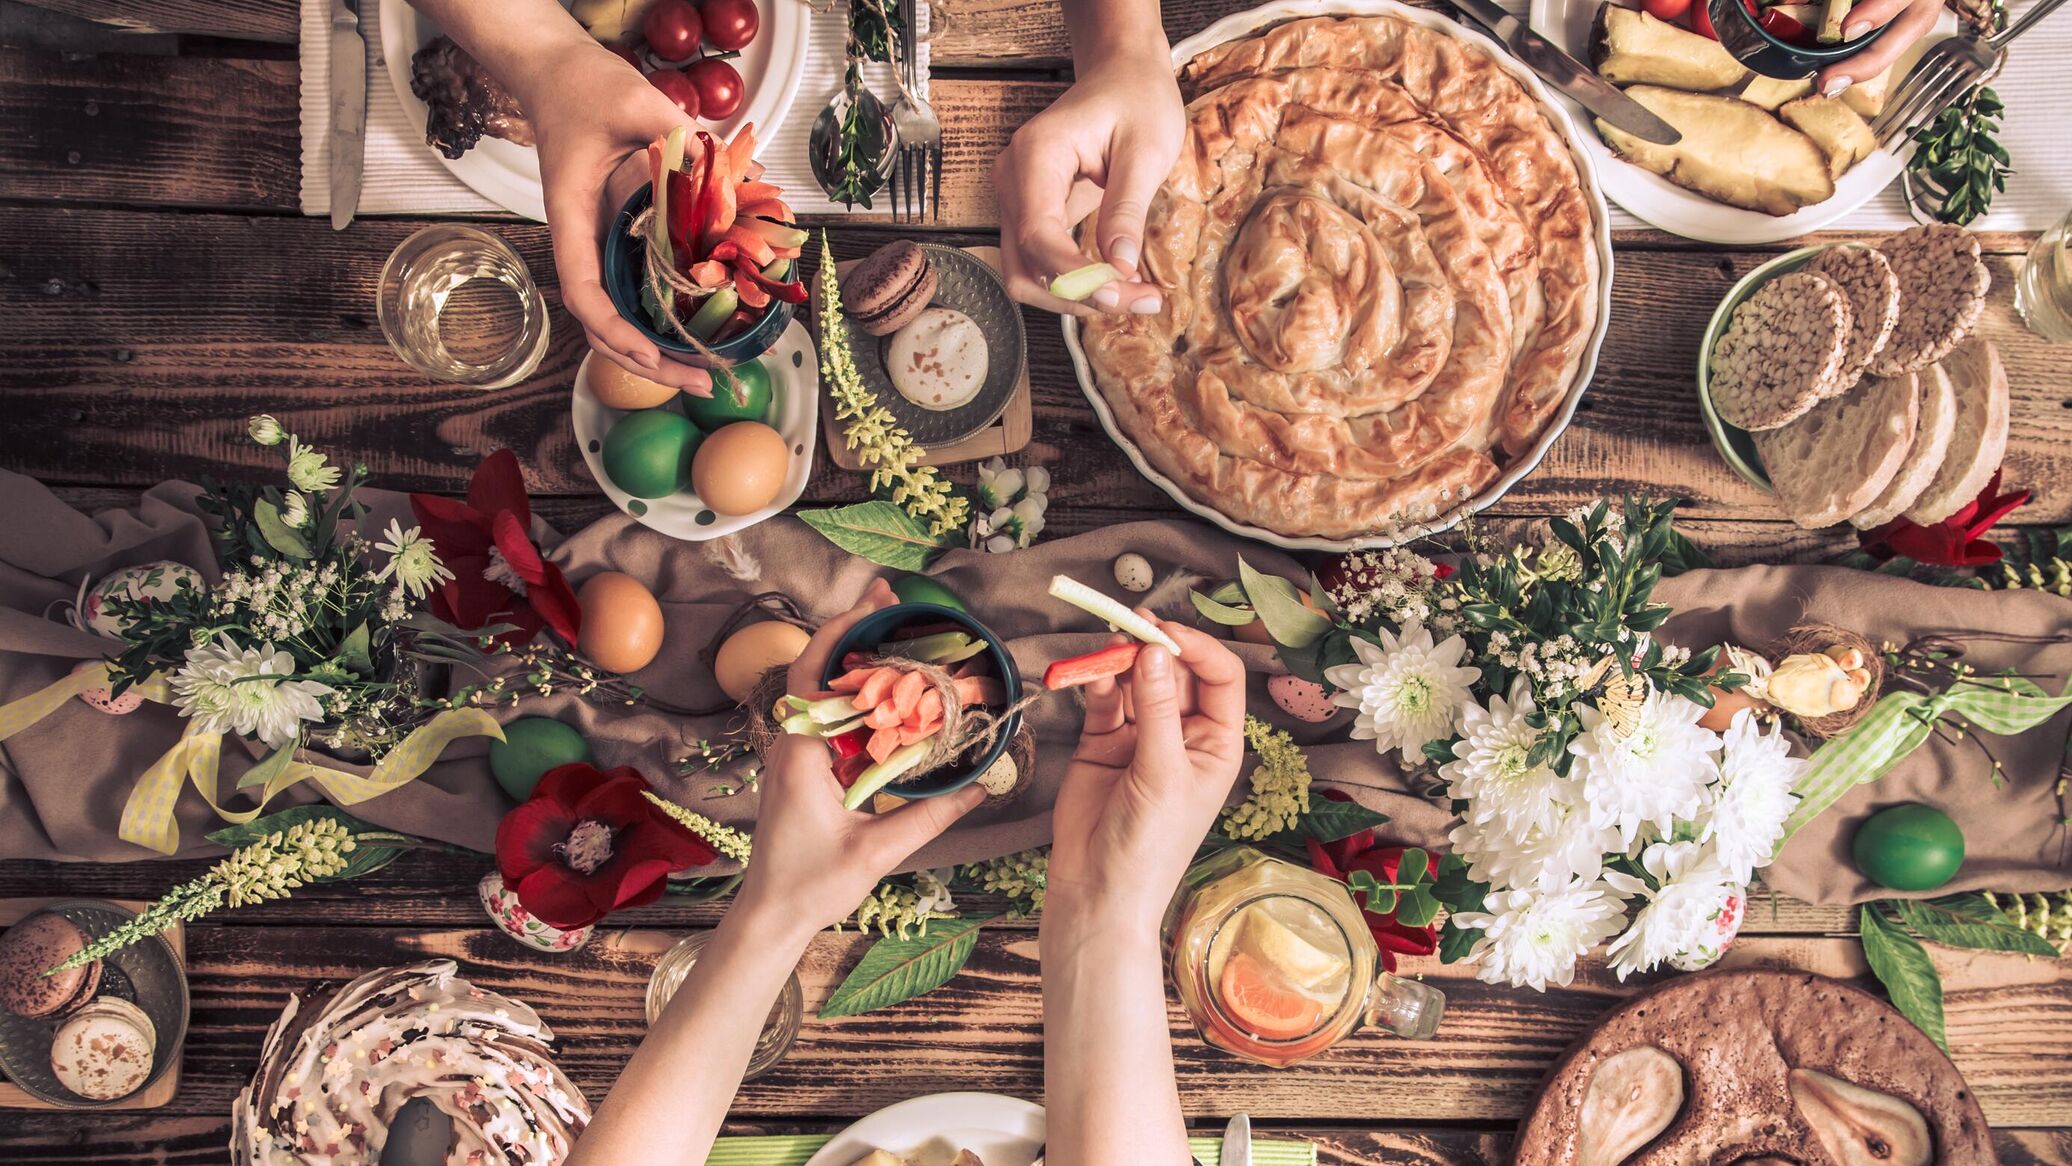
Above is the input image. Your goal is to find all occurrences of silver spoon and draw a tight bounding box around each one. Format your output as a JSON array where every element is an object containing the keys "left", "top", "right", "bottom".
[{"left": 810, "top": 65, "right": 898, "bottom": 208}]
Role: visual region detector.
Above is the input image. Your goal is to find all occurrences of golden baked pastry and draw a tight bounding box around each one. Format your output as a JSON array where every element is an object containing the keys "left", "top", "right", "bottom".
[{"left": 1078, "top": 14, "right": 1603, "bottom": 539}]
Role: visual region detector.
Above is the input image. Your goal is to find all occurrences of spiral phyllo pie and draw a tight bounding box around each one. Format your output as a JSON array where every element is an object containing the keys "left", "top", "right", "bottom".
[{"left": 1078, "top": 14, "right": 1602, "bottom": 539}]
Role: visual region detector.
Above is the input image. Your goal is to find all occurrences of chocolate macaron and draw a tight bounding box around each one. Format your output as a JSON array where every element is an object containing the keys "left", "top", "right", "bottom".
[
  {"left": 842, "top": 241, "right": 937, "bottom": 336},
  {"left": 0, "top": 912, "right": 100, "bottom": 1019},
  {"left": 50, "top": 995, "right": 157, "bottom": 1101}
]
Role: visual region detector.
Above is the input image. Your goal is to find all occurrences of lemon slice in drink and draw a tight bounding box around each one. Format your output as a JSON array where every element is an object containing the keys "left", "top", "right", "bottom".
[{"left": 1232, "top": 898, "right": 1351, "bottom": 996}]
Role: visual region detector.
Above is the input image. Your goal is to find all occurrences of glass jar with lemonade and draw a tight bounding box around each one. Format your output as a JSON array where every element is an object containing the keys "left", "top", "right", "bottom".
[{"left": 1163, "top": 848, "right": 1445, "bottom": 1067}]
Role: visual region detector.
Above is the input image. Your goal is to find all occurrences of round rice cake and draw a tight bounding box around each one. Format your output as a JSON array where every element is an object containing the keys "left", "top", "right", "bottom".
[
  {"left": 1807, "top": 244, "right": 1900, "bottom": 384},
  {"left": 1869, "top": 224, "right": 1989, "bottom": 377},
  {"left": 1710, "top": 271, "right": 1853, "bottom": 432}
]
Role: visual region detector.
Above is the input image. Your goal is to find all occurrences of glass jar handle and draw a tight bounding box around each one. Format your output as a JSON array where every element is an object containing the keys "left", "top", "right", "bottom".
[{"left": 1362, "top": 970, "right": 1446, "bottom": 1040}]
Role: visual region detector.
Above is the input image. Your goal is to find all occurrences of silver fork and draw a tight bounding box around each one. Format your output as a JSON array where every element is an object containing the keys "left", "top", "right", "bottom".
[
  {"left": 888, "top": 0, "right": 943, "bottom": 223},
  {"left": 1873, "top": 0, "right": 2069, "bottom": 146}
]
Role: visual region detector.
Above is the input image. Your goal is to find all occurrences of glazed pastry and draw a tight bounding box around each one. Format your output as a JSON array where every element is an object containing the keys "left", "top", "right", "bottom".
[
  {"left": 1078, "top": 14, "right": 1602, "bottom": 540},
  {"left": 0, "top": 912, "right": 100, "bottom": 1018},
  {"left": 887, "top": 307, "right": 990, "bottom": 410},
  {"left": 842, "top": 242, "right": 937, "bottom": 336},
  {"left": 50, "top": 996, "right": 156, "bottom": 1100}
]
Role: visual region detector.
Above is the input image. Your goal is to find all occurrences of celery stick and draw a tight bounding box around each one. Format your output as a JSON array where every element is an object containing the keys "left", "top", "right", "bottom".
[
  {"left": 653, "top": 126, "right": 687, "bottom": 270},
  {"left": 1048, "top": 262, "right": 1123, "bottom": 302},
  {"left": 1048, "top": 575, "right": 1180, "bottom": 654},
  {"left": 841, "top": 742, "right": 933, "bottom": 810}
]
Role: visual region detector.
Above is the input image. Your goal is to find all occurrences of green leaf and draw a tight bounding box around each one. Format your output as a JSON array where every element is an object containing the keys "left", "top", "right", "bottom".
[
  {"left": 1397, "top": 846, "right": 1430, "bottom": 887},
  {"left": 1394, "top": 885, "right": 1442, "bottom": 929},
  {"left": 1236, "top": 558, "right": 1332, "bottom": 649},
  {"left": 1437, "top": 917, "right": 1480, "bottom": 963},
  {"left": 253, "top": 498, "right": 313, "bottom": 559},
  {"left": 1895, "top": 895, "right": 2061, "bottom": 957},
  {"left": 337, "top": 623, "right": 374, "bottom": 676},
  {"left": 1431, "top": 852, "right": 1486, "bottom": 914},
  {"left": 1422, "top": 738, "right": 1459, "bottom": 764},
  {"left": 799, "top": 502, "right": 950, "bottom": 571},
  {"left": 1297, "top": 797, "right": 1391, "bottom": 843},
  {"left": 236, "top": 743, "right": 297, "bottom": 791},
  {"left": 1859, "top": 904, "right": 1947, "bottom": 1051},
  {"left": 1190, "top": 589, "right": 1257, "bottom": 627},
  {"left": 820, "top": 913, "right": 994, "bottom": 1019}
]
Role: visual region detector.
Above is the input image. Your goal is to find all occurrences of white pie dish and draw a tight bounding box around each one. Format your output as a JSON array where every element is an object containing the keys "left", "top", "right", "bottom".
[
  {"left": 1060, "top": 0, "right": 1616, "bottom": 552},
  {"left": 802, "top": 1092, "right": 1045, "bottom": 1166}
]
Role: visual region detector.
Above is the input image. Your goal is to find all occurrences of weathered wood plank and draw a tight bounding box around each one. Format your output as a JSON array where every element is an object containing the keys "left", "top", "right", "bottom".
[
  {"left": 10, "top": 0, "right": 295, "bottom": 44},
  {"left": 15, "top": 923, "right": 2063, "bottom": 1126},
  {"left": 6, "top": 208, "right": 2070, "bottom": 526}
]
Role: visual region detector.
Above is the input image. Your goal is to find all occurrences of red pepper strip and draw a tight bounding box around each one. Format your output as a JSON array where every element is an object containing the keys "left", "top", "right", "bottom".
[
  {"left": 666, "top": 169, "right": 698, "bottom": 267},
  {"left": 830, "top": 726, "right": 868, "bottom": 760},
  {"left": 708, "top": 240, "right": 742, "bottom": 264},
  {"left": 685, "top": 145, "right": 713, "bottom": 260},
  {"left": 1042, "top": 643, "right": 1141, "bottom": 690},
  {"left": 1750, "top": 0, "right": 1812, "bottom": 43},
  {"left": 732, "top": 260, "right": 809, "bottom": 303},
  {"left": 833, "top": 750, "right": 872, "bottom": 787},
  {"left": 733, "top": 265, "right": 772, "bottom": 311}
]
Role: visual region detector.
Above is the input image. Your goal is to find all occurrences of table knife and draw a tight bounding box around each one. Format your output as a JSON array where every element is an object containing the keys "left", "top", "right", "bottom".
[
  {"left": 328, "top": 0, "right": 368, "bottom": 231},
  {"left": 1441, "top": 0, "right": 1682, "bottom": 146},
  {"left": 1221, "top": 1113, "right": 1252, "bottom": 1166}
]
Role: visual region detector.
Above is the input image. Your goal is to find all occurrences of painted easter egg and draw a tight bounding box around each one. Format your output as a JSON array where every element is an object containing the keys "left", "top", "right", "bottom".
[
  {"left": 82, "top": 561, "right": 205, "bottom": 637},
  {"left": 1852, "top": 803, "right": 1965, "bottom": 891},
  {"left": 1112, "top": 553, "right": 1154, "bottom": 593},
  {"left": 1268, "top": 674, "right": 1337, "bottom": 723},
  {"left": 489, "top": 717, "right": 593, "bottom": 801},
  {"left": 73, "top": 662, "right": 143, "bottom": 714}
]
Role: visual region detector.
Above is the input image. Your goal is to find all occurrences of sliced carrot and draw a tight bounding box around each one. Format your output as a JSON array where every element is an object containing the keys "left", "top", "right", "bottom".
[
  {"left": 737, "top": 199, "right": 796, "bottom": 225},
  {"left": 689, "top": 259, "right": 730, "bottom": 288},
  {"left": 953, "top": 677, "right": 1005, "bottom": 707},
  {"left": 889, "top": 671, "right": 927, "bottom": 722},
  {"left": 727, "top": 123, "right": 758, "bottom": 175},
  {"left": 866, "top": 726, "right": 901, "bottom": 765},
  {"left": 856, "top": 668, "right": 898, "bottom": 710},
  {"left": 914, "top": 690, "right": 944, "bottom": 725},
  {"left": 735, "top": 180, "right": 783, "bottom": 205},
  {"left": 721, "top": 223, "right": 778, "bottom": 267},
  {"left": 829, "top": 668, "right": 876, "bottom": 694},
  {"left": 867, "top": 702, "right": 902, "bottom": 730}
]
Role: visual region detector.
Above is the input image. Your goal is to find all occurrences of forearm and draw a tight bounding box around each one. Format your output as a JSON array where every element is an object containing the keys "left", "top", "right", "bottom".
[
  {"left": 566, "top": 901, "right": 818, "bottom": 1166},
  {"left": 1060, "top": 0, "right": 1169, "bottom": 72},
  {"left": 1040, "top": 898, "right": 1191, "bottom": 1166},
  {"left": 405, "top": 0, "right": 595, "bottom": 103}
]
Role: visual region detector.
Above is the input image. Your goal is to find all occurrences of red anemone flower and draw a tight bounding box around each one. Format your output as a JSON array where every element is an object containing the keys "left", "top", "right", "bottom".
[
  {"left": 1857, "top": 469, "right": 2029, "bottom": 569},
  {"left": 1303, "top": 793, "right": 1439, "bottom": 972},
  {"left": 410, "top": 449, "right": 582, "bottom": 647},
  {"left": 495, "top": 763, "right": 717, "bottom": 930}
]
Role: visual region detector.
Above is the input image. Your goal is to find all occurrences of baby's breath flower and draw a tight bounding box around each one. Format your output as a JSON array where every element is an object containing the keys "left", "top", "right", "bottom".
[{"left": 1220, "top": 716, "right": 1313, "bottom": 841}]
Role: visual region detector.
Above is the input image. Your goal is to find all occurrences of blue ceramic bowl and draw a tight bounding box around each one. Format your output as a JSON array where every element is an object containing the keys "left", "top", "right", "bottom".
[
  {"left": 821, "top": 603, "right": 1022, "bottom": 801},
  {"left": 1707, "top": 0, "right": 1890, "bottom": 78},
  {"left": 603, "top": 185, "right": 796, "bottom": 367}
]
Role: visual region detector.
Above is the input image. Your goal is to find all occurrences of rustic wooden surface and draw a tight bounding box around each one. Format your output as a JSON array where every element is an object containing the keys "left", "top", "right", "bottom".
[{"left": 3, "top": 0, "right": 2071, "bottom": 1161}]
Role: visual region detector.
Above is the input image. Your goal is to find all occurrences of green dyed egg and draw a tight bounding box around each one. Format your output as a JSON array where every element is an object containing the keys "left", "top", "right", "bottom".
[
  {"left": 490, "top": 718, "right": 593, "bottom": 801},
  {"left": 602, "top": 410, "right": 703, "bottom": 499},
  {"left": 891, "top": 575, "right": 967, "bottom": 612},
  {"left": 684, "top": 358, "right": 772, "bottom": 430},
  {"left": 1851, "top": 803, "right": 1965, "bottom": 891}
]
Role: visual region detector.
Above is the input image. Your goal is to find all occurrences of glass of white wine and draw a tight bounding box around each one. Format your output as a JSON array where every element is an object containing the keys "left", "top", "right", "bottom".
[
  {"left": 376, "top": 224, "right": 552, "bottom": 387},
  {"left": 2017, "top": 207, "right": 2072, "bottom": 343}
]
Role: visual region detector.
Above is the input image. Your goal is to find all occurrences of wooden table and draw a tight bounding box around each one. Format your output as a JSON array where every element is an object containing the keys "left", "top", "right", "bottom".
[{"left": 3, "top": 0, "right": 2070, "bottom": 1161}]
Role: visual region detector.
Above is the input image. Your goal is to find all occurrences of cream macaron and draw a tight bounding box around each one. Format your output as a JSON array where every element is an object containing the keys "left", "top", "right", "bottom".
[
  {"left": 50, "top": 996, "right": 157, "bottom": 1100},
  {"left": 886, "top": 307, "right": 990, "bottom": 412}
]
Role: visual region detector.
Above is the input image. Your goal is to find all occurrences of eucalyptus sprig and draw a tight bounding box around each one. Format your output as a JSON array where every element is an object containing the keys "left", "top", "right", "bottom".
[{"left": 1910, "top": 86, "right": 2012, "bottom": 227}]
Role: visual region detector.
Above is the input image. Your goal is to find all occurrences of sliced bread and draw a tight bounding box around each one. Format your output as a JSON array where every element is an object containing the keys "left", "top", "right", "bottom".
[
  {"left": 1753, "top": 371, "right": 1920, "bottom": 528},
  {"left": 1904, "top": 336, "right": 2010, "bottom": 524},
  {"left": 1851, "top": 362, "right": 1957, "bottom": 529}
]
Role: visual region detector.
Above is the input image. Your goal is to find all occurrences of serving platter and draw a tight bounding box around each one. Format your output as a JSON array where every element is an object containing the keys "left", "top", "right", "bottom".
[
  {"left": 377, "top": 0, "right": 811, "bottom": 222},
  {"left": 1527, "top": 0, "right": 1957, "bottom": 243},
  {"left": 1059, "top": 0, "right": 1616, "bottom": 551},
  {"left": 803, "top": 1092, "right": 1045, "bottom": 1166}
]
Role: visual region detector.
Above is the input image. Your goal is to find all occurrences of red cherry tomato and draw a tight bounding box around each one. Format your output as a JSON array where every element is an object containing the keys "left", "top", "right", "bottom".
[
  {"left": 1642, "top": 0, "right": 1692, "bottom": 20},
  {"left": 699, "top": 0, "right": 761, "bottom": 51},
  {"left": 648, "top": 69, "right": 702, "bottom": 119},
  {"left": 1688, "top": 0, "right": 1718, "bottom": 38},
  {"left": 686, "top": 56, "right": 744, "bottom": 120},
  {"left": 643, "top": 0, "right": 704, "bottom": 63}
]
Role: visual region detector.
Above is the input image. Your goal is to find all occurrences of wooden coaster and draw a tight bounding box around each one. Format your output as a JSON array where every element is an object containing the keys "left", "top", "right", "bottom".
[
  {"left": 816, "top": 245, "right": 1034, "bottom": 469},
  {"left": 0, "top": 898, "right": 183, "bottom": 1110}
]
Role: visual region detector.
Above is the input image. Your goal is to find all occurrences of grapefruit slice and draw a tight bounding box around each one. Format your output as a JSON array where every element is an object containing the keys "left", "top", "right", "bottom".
[{"left": 1218, "top": 950, "right": 1325, "bottom": 1042}]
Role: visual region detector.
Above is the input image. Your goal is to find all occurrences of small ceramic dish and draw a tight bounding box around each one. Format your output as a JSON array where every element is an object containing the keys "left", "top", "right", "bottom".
[
  {"left": 1695, "top": 244, "right": 1831, "bottom": 491},
  {"left": 821, "top": 603, "right": 1022, "bottom": 801},
  {"left": 570, "top": 336, "right": 820, "bottom": 543},
  {"left": 1707, "top": 0, "right": 1890, "bottom": 79},
  {"left": 835, "top": 245, "right": 1027, "bottom": 446},
  {"left": 602, "top": 185, "right": 799, "bottom": 367},
  {"left": 0, "top": 900, "right": 188, "bottom": 1108}
]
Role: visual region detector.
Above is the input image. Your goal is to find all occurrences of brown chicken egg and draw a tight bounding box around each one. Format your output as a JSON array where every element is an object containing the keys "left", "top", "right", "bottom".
[
  {"left": 576, "top": 571, "right": 665, "bottom": 673},
  {"left": 587, "top": 361, "right": 680, "bottom": 411},
  {"left": 691, "top": 421, "right": 790, "bottom": 516},
  {"left": 713, "top": 620, "right": 811, "bottom": 702}
]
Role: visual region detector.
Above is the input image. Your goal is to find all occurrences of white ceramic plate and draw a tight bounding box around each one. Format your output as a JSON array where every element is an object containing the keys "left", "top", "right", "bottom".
[
  {"left": 803, "top": 1092, "right": 1046, "bottom": 1166},
  {"left": 379, "top": 0, "right": 812, "bottom": 222},
  {"left": 570, "top": 319, "right": 819, "bottom": 541},
  {"left": 1526, "top": 0, "right": 1955, "bottom": 243},
  {"left": 1060, "top": 0, "right": 1616, "bottom": 551}
]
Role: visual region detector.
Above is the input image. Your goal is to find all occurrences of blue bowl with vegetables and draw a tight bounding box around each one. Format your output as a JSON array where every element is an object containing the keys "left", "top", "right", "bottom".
[
  {"left": 802, "top": 603, "right": 1022, "bottom": 809},
  {"left": 1705, "top": 0, "right": 1890, "bottom": 78},
  {"left": 603, "top": 126, "right": 809, "bottom": 367}
]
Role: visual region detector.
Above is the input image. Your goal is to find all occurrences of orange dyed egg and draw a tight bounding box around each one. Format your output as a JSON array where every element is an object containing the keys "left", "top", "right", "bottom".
[{"left": 576, "top": 571, "right": 665, "bottom": 673}]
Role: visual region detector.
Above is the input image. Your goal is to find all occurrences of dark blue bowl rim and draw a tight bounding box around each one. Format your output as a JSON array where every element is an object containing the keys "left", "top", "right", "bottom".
[
  {"left": 820, "top": 602, "right": 1023, "bottom": 800},
  {"left": 1710, "top": 0, "right": 1889, "bottom": 62},
  {"left": 603, "top": 184, "right": 794, "bottom": 359}
]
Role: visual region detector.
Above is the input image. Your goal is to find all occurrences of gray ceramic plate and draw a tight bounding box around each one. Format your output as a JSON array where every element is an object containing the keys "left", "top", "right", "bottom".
[
  {"left": 1695, "top": 245, "right": 1833, "bottom": 493},
  {"left": 842, "top": 245, "right": 1026, "bottom": 446},
  {"left": 0, "top": 900, "right": 189, "bottom": 1107}
]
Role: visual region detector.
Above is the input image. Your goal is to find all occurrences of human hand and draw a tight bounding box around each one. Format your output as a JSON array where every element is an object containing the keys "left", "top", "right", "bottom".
[
  {"left": 732, "top": 579, "right": 985, "bottom": 934},
  {"left": 1046, "top": 620, "right": 1247, "bottom": 933},
  {"left": 517, "top": 40, "right": 715, "bottom": 396},
  {"left": 994, "top": 47, "right": 1184, "bottom": 317},
  {"left": 1818, "top": 0, "right": 1943, "bottom": 95}
]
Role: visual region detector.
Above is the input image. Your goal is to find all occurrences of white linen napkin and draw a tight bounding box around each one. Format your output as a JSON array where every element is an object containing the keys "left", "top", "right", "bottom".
[{"left": 299, "top": 0, "right": 922, "bottom": 219}]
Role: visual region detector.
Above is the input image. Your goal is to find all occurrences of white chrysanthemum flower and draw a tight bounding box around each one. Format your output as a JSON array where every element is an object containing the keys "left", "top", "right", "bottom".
[
  {"left": 1451, "top": 878, "right": 1631, "bottom": 991},
  {"left": 171, "top": 637, "right": 333, "bottom": 749},
  {"left": 1569, "top": 689, "right": 1720, "bottom": 849},
  {"left": 1603, "top": 841, "right": 1743, "bottom": 980},
  {"left": 1444, "top": 678, "right": 1571, "bottom": 840},
  {"left": 285, "top": 436, "right": 341, "bottom": 493},
  {"left": 1450, "top": 798, "right": 1620, "bottom": 891},
  {"left": 247, "top": 414, "right": 285, "bottom": 446},
  {"left": 373, "top": 519, "right": 454, "bottom": 601},
  {"left": 279, "top": 490, "right": 310, "bottom": 528},
  {"left": 1324, "top": 622, "right": 1480, "bottom": 762},
  {"left": 1705, "top": 710, "right": 1805, "bottom": 883}
]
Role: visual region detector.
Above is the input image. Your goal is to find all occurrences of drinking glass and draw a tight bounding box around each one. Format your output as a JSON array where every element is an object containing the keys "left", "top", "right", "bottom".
[
  {"left": 646, "top": 933, "right": 803, "bottom": 1079},
  {"left": 1163, "top": 848, "right": 1445, "bottom": 1068},
  {"left": 2017, "top": 208, "right": 2072, "bottom": 342},
  {"left": 376, "top": 224, "right": 551, "bottom": 387}
]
